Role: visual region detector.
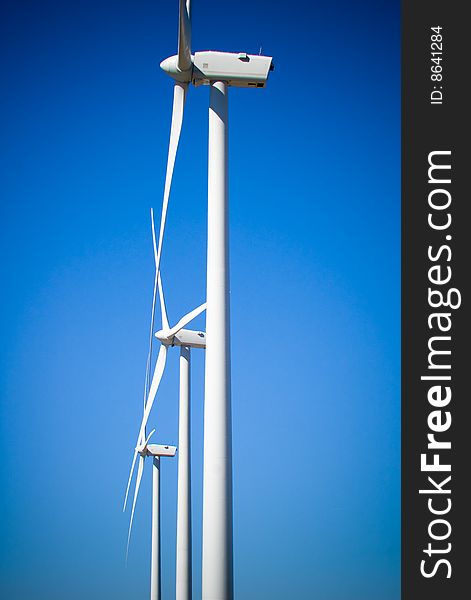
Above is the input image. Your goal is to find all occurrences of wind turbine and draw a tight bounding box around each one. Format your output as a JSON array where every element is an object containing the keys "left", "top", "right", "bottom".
[
  {"left": 123, "top": 205, "right": 206, "bottom": 600},
  {"left": 158, "top": 322, "right": 206, "bottom": 600},
  {"left": 123, "top": 415, "right": 176, "bottom": 600},
  {"left": 146, "top": 441, "right": 177, "bottom": 600},
  {"left": 158, "top": 2, "right": 274, "bottom": 599}
]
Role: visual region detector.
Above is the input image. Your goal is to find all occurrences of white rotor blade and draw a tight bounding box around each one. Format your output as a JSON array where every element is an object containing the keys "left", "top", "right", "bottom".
[
  {"left": 155, "top": 82, "right": 187, "bottom": 275},
  {"left": 123, "top": 429, "right": 155, "bottom": 514},
  {"left": 123, "top": 345, "right": 167, "bottom": 512},
  {"left": 177, "top": 0, "right": 192, "bottom": 72},
  {"left": 137, "top": 428, "right": 156, "bottom": 455},
  {"left": 123, "top": 449, "right": 138, "bottom": 512},
  {"left": 136, "top": 344, "right": 168, "bottom": 450},
  {"left": 158, "top": 274, "right": 169, "bottom": 332},
  {"left": 151, "top": 208, "right": 169, "bottom": 332},
  {"left": 166, "top": 302, "right": 207, "bottom": 338},
  {"left": 126, "top": 454, "right": 145, "bottom": 561},
  {"left": 153, "top": 81, "right": 187, "bottom": 327},
  {"left": 143, "top": 208, "right": 160, "bottom": 412}
]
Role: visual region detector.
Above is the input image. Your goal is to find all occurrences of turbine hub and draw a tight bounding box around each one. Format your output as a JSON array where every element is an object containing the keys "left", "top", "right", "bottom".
[
  {"left": 155, "top": 329, "right": 172, "bottom": 344},
  {"left": 160, "top": 55, "right": 192, "bottom": 83}
]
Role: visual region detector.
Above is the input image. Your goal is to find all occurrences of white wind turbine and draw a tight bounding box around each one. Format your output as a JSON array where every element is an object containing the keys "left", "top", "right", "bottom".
[
  {"left": 134, "top": 437, "right": 177, "bottom": 600},
  {"left": 158, "top": 2, "right": 274, "bottom": 599},
  {"left": 124, "top": 204, "right": 206, "bottom": 600}
]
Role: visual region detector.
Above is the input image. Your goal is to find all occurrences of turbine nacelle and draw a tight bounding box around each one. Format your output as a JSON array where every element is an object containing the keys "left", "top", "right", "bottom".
[
  {"left": 142, "top": 444, "right": 177, "bottom": 458},
  {"left": 161, "top": 51, "right": 274, "bottom": 88},
  {"left": 155, "top": 327, "right": 206, "bottom": 349}
]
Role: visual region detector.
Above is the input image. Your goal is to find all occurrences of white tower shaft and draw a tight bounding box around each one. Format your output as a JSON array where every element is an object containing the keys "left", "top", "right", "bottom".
[
  {"left": 176, "top": 346, "right": 192, "bottom": 600},
  {"left": 202, "top": 80, "right": 233, "bottom": 600},
  {"left": 151, "top": 457, "right": 161, "bottom": 600}
]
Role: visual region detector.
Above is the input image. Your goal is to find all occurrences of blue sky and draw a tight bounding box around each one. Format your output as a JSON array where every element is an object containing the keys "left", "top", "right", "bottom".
[{"left": 0, "top": 1, "right": 399, "bottom": 598}]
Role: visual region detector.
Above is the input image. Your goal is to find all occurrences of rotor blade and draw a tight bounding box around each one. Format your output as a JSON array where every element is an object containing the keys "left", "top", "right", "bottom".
[
  {"left": 177, "top": 0, "right": 192, "bottom": 72},
  {"left": 154, "top": 81, "right": 187, "bottom": 325},
  {"left": 166, "top": 302, "right": 207, "bottom": 338},
  {"left": 123, "top": 345, "right": 167, "bottom": 513},
  {"left": 143, "top": 209, "right": 160, "bottom": 415},
  {"left": 123, "top": 449, "right": 138, "bottom": 513},
  {"left": 123, "top": 428, "right": 156, "bottom": 513},
  {"left": 139, "top": 428, "right": 156, "bottom": 452},
  {"left": 151, "top": 208, "right": 169, "bottom": 332},
  {"left": 126, "top": 454, "right": 145, "bottom": 561},
  {"left": 158, "top": 274, "right": 169, "bottom": 332},
  {"left": 136, "top": 344, "right": 168, "bottom": 450}
]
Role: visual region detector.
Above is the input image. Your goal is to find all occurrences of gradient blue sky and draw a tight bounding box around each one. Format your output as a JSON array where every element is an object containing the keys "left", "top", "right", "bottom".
[{"left": 0, "top": 1, "right": 400, "bottom": 598}]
